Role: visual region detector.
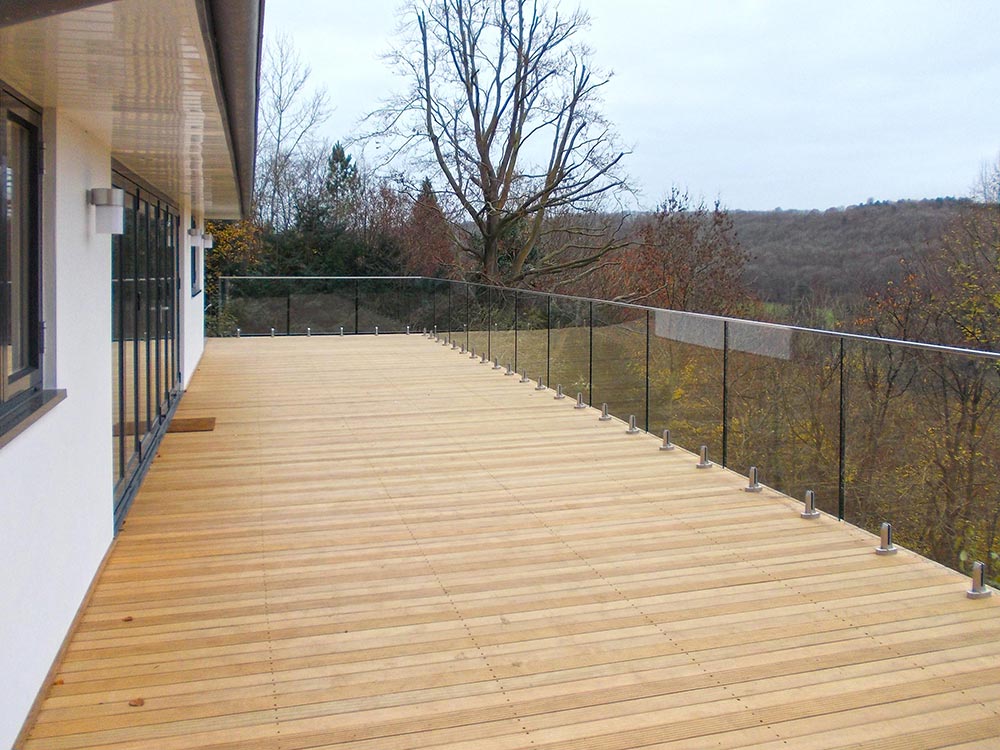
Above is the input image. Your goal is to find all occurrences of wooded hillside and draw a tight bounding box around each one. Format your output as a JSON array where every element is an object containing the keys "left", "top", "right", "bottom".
[{"left": 732, "top": 199, "right": 969, "bottom": 305}]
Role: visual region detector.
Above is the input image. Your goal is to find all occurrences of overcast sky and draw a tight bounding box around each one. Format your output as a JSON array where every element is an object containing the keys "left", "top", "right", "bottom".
[{"left": 264, "top": 0, "right": 1000, "bottom": 211}]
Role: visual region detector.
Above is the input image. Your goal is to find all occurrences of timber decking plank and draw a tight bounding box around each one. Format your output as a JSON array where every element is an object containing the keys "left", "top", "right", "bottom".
[{"left": 22, "top": 337, "right": 1000, "bottom": 750}]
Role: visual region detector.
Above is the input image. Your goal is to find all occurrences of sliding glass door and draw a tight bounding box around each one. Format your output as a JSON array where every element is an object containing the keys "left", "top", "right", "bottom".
[{"left": 112, "top": 173, "right": 180, "bottom": 518}]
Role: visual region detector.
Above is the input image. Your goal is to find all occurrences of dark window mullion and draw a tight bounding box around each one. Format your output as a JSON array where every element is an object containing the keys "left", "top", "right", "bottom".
[
  {"left": 130, "top": 193, "right": 141, "bottom": 459},
  {"left": 112, "top": 230, "right": 124, "bottom": 481},
  {"left": 153, "top": 203, "right": 162, "bottom": 419},
  {"left": 143, "top": 201, "right": 152, "bottom": 439}
]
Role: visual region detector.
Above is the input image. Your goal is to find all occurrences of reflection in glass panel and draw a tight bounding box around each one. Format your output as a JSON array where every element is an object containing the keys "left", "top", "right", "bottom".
[
  {"left": 515, "top": 291, "right": 548, "bottom": 386},
  {"left": 647, "top": 310, "right": 724, "bottom": 459},
  {"left": 447, "top": 282, "right": 472, "bottom": 349},
  {"left": 465, "top": 283, "right": 491, "bottom": 360},
  {"left": 112, "top": 230, "right": 123, "bottom": 482},
  {"left": 591, "top": 302, "right": 645, "bottom": 421},
  {"left": 844, "top": 341, "right": 1000, "bottom": 576},
  {"left": 414, "top": 279, "right": 437, "bottom": 335},
  {"left": 358, "top": 278, "right": 408, "bottom": 333},
  {"left": 154, "top": 206, "right": 164, "bottom": 413},
  {"left": 6, "top": 118, "right": 31, "bottom": 376},
  {"left": 489, "top": 288, "right": 516, "bottom": 372},
  {"left": 112, "top": 184, "right": 181, "bottom": 507},
  {"left": 164, "top": 212, "right": 174, "bottom": 396},
  {"left": 122, "top": 197, "right": 137, "bottom": 466},
  {"left": 136, "top": 200, "right": 150, "bottom": 438},
  {"left": 548, "top": 298, "right": 589, "bottom": 398},
  {"left": 725, "top": 322, "right": 840, "bottom": 512}
]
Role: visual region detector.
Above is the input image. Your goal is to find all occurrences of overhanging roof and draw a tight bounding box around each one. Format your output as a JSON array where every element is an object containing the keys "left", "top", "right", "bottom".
[{"left": 0, "top": 0, "right": 262, "bottom": 218}]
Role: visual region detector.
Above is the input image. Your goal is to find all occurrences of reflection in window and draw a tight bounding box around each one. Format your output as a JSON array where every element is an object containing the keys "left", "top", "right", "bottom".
[{"left": 1, "top": 85, "right": 42, "bottom": 418}]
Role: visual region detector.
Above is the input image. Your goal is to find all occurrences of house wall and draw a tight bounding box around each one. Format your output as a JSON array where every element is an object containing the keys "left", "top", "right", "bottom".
[
  {"left": 181, "top": 218, "right": 206, "bottom": 388},
  {"left": 0, "top": 110, "right": 116, "bottom": 748}
]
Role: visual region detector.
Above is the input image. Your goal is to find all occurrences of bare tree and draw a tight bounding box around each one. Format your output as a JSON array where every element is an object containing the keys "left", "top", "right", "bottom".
[
  {"left": 372, "top": 0, "right": 630, "bottom": 285},
  {"left": 255, "top": 33, "right": 331, "bottom": 231}
]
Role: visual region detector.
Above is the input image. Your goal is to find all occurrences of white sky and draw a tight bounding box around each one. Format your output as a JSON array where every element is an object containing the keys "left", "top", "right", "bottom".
[{"left": 264, "top": 0, "right": 1000, "bottom": 211}]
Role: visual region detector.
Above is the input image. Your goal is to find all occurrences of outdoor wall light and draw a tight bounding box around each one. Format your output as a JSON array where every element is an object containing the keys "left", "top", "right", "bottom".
[
  {"left": 187, "top": 227, "right": 202, "bottom": 246},
  {"left": 202, "top": 233, "right": 214, "bottom": 249},
  {"left": 88, "top": 188, "right": 125, "bottom": 235}
]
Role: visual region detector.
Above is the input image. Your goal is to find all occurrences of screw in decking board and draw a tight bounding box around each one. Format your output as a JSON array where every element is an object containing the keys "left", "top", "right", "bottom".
[
  {"left": 493, "top": 357, "right": 502, "bottom": 371},
  {"left": 535, "top": 378, "right": 546, "bottom": 391},
  {"left": 626, "top": 415, "right": 641, "bottom": 434},
  {"left": 505, "top": 363, "right": 514, "bottom": 376},
  {"left": 520, "top": 370, "right": 530, "bottom": 383},
  {"left": 659, "top": 429, "right": 675, "bottom": 450},
  {"left": 743, "top": 465, "right": 761, "bottom": 491},
  {"left": 599, "top": 403, "right": 612, "bottom": 422},
  {"left": 696, "top": 445, "right": 712, "bottom": 468},
  {"left": 575, "top": 392, "right": 587, "bottom": 409},
  {"left": 875, "top": 522, "right": 897, "bottom": 555},
  {"left": 967, "top": 561, "right": 992, "bottom": 599},
  {"left": 801, "top": 489, "right": 820, "bottom": 518},
  {"left": 554, "top": 384, "right": 565, "bottom": 400}
]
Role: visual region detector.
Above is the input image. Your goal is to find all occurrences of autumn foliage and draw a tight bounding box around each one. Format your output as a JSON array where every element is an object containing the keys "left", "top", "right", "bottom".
[
  {"left": 204, "top": 218, "right": 263, "bottom": 302},
  {"left": 579, "top": 189, "right": 751, "bottom": 315},
  {"left": 401, "top": 179, "right": 456, "bottom": 277}
]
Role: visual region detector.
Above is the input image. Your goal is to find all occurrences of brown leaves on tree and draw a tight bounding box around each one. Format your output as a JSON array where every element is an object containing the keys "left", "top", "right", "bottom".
[
  {"left": 402, "top": 178, "right": 456, "bottom": 278},
  {"left": 602, "top": 188, "right": 751, "bottom": 316}
]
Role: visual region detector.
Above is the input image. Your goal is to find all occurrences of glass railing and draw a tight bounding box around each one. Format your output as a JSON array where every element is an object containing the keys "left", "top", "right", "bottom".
[{"left": 217, "top": 275, "right": 1000, "bottom": 584}]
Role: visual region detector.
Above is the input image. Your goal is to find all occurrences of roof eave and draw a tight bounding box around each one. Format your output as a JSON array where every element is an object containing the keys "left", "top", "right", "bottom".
[{"left": 202, "top": 0, "right": 264, "bottom": 219}]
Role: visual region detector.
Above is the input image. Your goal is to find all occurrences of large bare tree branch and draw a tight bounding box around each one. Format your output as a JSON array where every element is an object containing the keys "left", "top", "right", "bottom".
[{"left": 367, "top": 0, "right": 632, "bottom": 285}]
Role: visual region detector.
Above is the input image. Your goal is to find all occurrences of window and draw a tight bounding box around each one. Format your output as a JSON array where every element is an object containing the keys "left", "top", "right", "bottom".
[{"left": 1, "top": 84, "right": 42, "bottom": 417}]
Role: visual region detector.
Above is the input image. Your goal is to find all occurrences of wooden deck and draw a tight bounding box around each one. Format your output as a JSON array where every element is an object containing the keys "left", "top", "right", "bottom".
[{"left": 23, "top": 335, "right": 1000, "bottom": 750}]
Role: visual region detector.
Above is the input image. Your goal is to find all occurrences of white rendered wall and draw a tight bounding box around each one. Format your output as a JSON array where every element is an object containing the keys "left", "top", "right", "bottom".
[
  {"left": 180, "top": 211, "right": 205, "bottom": 388},
  {"left": 0, "top": 111, "right": 114, "bottom": 748}
]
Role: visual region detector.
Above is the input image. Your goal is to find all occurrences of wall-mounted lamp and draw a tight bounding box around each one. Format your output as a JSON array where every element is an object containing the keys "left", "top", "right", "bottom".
[
  {"left": 202, "top": 233, "right": 214, "bottom": 250},
  {"left": 88, "top": 188, "right": 125, "bottom": 234},
  {"left": 187, "top": 227, "right": 202, "bottom": 245}
]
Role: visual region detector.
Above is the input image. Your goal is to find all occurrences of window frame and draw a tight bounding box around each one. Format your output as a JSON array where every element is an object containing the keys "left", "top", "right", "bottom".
[{"left": 0, "top": 83, "right": 43, "bottom": 418}]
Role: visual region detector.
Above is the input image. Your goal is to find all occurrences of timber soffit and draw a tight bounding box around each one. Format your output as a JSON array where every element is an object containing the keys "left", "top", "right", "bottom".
[{"left": 0, "top": 0, "right": 262, "bottom": 218}]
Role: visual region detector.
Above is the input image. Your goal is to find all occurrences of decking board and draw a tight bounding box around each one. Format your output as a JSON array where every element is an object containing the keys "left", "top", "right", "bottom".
[{"left": 21, "top": 336, "right": 1000, "bottom": 749}]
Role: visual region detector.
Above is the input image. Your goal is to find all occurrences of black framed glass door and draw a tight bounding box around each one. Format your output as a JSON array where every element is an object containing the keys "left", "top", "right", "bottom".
[{"left": 112, "top": 172, "right": 180, "bottom": 519}]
